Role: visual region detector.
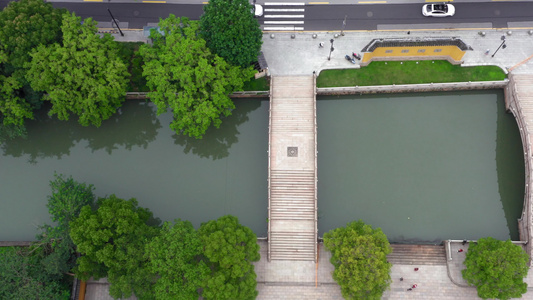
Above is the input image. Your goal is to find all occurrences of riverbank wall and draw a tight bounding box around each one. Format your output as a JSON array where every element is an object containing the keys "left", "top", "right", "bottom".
[{"left": 316, "top": 80, "right": 508, "bottom": 95}]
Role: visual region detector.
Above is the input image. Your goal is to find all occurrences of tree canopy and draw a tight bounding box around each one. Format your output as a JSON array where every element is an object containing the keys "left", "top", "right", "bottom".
[
  {"left": 27, "top": 12, "right": 129, "bottom": 127},
  {"left": 200, "top": 0, "right": 263, "bottom": 67},
  {"left": 139, "top": 15, "right": 255, "bottom": 139},
  {"left": 0, "top": 247, "right": 70, "bottom": 300},
  {"left": 145, "top": 220, "right": 209, "bottom": 300},
  {"left": 198, "top": 215, "right": 260, "bottom": 300},
  {"left": 462, "top": 237, "right": 529, "bottom": 300},
  {"left": 0, "top": 0, "right": 65, "bottom": 68},
  {"left": 0, "top": 0, "right": 65, "bottom": 140},
  {"left": 324, "top": 220, "right": 392, "bottom": 300},
  {"left": 70, "top": 195, "right": 160, "bottom": 300},
  {"left": 35, "top": 174, "right": 96, "bottom": 277}
]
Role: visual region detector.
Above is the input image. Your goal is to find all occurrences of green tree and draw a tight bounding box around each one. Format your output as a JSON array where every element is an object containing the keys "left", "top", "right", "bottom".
[
  {"left": 146, "top": 220, "right": 209, "bottom": 300},
  {"left": 198, "top": 215, "right": 260, "bottom": 300},
  {"left": 34, "top": 173, "right": 96, "bottom": 277},
  {"left": 70, "top": 195, "right": 160, "bottom": 300},
  {"left": 200, "top": 0, "right": 263, "bottom": 67},
  {"left": 0, "top": 247, "right": 70, "bottom": 300},
  {"left": 0, "top": 0, "right": 65, "bottom": 140},
  {"left": 462, "top": 237, "right": 529, "bottom": 300},
  {"left": 27, "top": 12, "right": 129, "bottom": 127},
  {"left": 324, "top": 220, "right": 392, "bottom": 300},
  {"left": 139, "top": 15, "right": 255, "bottom": 139}
]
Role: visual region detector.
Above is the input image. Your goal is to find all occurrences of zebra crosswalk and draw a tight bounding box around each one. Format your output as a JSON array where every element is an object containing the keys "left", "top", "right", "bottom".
[{"left": 261, "top": 2, "right": 306, "bottom": 31}]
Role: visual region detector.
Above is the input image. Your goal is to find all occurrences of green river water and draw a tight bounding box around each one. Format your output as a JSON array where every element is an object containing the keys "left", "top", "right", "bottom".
[{"left": 0, "top": 90, "right": 525, "bottom": 242}]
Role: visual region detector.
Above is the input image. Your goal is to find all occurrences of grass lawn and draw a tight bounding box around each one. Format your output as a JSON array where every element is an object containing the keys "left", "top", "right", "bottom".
[
  {"left": 317, "top": 60, "right": 507, "bottom": 88},
  {"left": 241, "top": 76, "right": 270, "bottom": 91}
]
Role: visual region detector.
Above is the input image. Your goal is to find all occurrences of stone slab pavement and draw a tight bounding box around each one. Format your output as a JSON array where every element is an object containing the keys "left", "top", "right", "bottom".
[{"left": 261, "top": 29, "right": 533, "bottom": 76}]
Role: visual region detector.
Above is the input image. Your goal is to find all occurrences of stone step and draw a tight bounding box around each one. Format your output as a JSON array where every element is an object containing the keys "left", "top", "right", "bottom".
[
  {"left": 270, "top": 230, "right": 316, "bottom": 239},
  {"left": 270, "top": 180, "right": 315, "bottom": 185},
  {"left": 269, "top": 215, "right": 315, "bottom": 220},
  {"left": 387, "top": 244, "right": 446, "bottom": 265},
  {"left": 270, "top": 204, "right": 315, "bottom": 209},
  {"left": 270, "top": 211, "right": 315, "bottom": 217}
]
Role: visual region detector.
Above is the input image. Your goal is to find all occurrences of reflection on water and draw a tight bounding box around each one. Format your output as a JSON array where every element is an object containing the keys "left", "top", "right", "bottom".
[
  {"left": 317, "top": 90, "right": 524, "bottom": 242},
  {"left": 0, "top": 99, "right": 268, "bottom": 241},
  {"left": 496, "top": 92, "right": 525, "bottom": 239},
  {"left": 172, "top": 99, "right": 262, "bottom": 160},
  {"left": 1, "top": 101, "right": 162, "bottom": 163}
]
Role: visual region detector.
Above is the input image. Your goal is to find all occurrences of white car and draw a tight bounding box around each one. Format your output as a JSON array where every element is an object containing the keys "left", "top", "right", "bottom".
[
  {"left": 254, "top": 4, "right": 263, "bottom": 17},
  {"left": 422, "top": 3, "right": 455, "bottom": 17}
]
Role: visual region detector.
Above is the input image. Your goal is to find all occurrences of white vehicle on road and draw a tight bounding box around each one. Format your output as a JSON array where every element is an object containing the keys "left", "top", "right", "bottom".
[
  {"left": 254, "top": 4, "right": 263, "bottom": 17},
  {"left": 422, "top": 3, "right": 455, "bottom": 17}
]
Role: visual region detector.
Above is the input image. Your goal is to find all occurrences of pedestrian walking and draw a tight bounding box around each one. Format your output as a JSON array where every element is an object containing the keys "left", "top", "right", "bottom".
[
  {"left": 319, "top": 42, "right": 324, "bottom": 48},
  {"left": 414, "top": 267, "right": 419, "bottom": 271},
  {"left": 412, "top": 284, "right": 418, "bottom": 289},
  {"left": 458, "top": 249, "right": 464, "bottom": 253},
  {"left": 400, "top": 277, "right": 403, "bottom": 281}
]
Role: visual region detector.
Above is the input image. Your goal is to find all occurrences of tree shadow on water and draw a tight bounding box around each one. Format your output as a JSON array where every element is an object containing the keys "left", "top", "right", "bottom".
[
  {"left": 495, "top": 90, "right": 525, "bottom": 240},
  {"left": 172, "top": 99, "right": 264, "bottom": 160},
  {"left": 1, "top": 100, "right": 161, "bottom": 163}
]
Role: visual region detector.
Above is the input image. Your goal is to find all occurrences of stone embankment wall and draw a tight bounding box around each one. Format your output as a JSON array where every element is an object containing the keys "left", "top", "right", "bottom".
[{"left": 317, "top": 80, "right": 508, "bottom": 95}]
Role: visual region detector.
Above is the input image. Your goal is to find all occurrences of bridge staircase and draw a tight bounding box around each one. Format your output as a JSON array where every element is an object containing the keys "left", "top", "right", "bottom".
[{"left": 268, "top": 75, "right": 317, "bottom": 261}]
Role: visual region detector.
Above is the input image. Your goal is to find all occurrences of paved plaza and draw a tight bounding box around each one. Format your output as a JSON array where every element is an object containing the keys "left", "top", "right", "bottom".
[{"left": 82, "top": 27, "right": 533, "bottom": 299}]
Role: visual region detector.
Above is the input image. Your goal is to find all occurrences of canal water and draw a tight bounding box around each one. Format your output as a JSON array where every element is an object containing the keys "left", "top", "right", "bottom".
[
  {"left": 0, "top": 90, "right": 525, "bottom": 243},
  {"left": 317, "top": 90, "right": 524, "bottom": 242},
  {"left": 0, "top": 99, "right": 269, "bottom": 241}
]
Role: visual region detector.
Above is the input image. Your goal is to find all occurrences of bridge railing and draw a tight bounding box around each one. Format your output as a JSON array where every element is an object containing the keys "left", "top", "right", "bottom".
[
  {"left": 313, "top": 72, "right": 318, "bottom": 263},
  {"left": 267, "top": 76, "right": 273, "bottom": 262}
]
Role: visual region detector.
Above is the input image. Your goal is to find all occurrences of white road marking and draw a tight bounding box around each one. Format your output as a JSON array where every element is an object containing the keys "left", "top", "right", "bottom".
[
  {"left": 264, "top": 2, "right": 305, "bottom": 5},
  {"left": 264, "top": 8, "right": 305, "bottom": 12},
  {"left": 264, "top": 21, "right": 305, "bottom": 24},
  {"left": 263, "top": 26, "right": 305, "bottom": 30},
  {"left": 264, "top": 14, "right": 305, "bottom": 18}
]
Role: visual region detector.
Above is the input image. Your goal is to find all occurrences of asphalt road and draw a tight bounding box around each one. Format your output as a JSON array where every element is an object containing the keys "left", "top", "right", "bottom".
[
  {"left": 304, "top": 2, "right": 533, "bottom": 30},
  {"left": 2, "top": 0, "right": 533, "bottom": 30}
]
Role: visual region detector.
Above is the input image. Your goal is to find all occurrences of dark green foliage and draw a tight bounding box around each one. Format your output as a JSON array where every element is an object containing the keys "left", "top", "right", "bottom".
[
  {"left": 0, "top": 247, "right": 70, "bottom": 300},
  {"left": 462, "top": 237, "right": 529, "bottom": 300},
  {"left": 0, "top": 0, "right": 65, "bottom": 140},
  {"left": 47, "top": 173, "right": 96, "bottom": 229},
  {"left": 324, "top": 220, "right": 392, "bottom": 300},
  {"left": 200, "top": 0, "right": 263, "bottom": 67},
  {"left": 0, "top": 0, "right": 65, "bottom": 68},
  {"left": 116, "top": 42, "right": 149, "bottom": 92},
  {"left": 146, "top": 220, "right": 209, "bottom": 300},
  {"left": 27, "top": 13, "right": 129, "bottom": 127},
  {"left": 70, "top": 196, "right": 161, "bottom": 300},
  {"left": 33, "top": 174, "right": 96, "bottom": 278},
  {"left": 199, "top": 215, "right": 260, "bottom": 300},
  {"left": 139, "top": 15, "right": 255, "bottom": 139}
]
